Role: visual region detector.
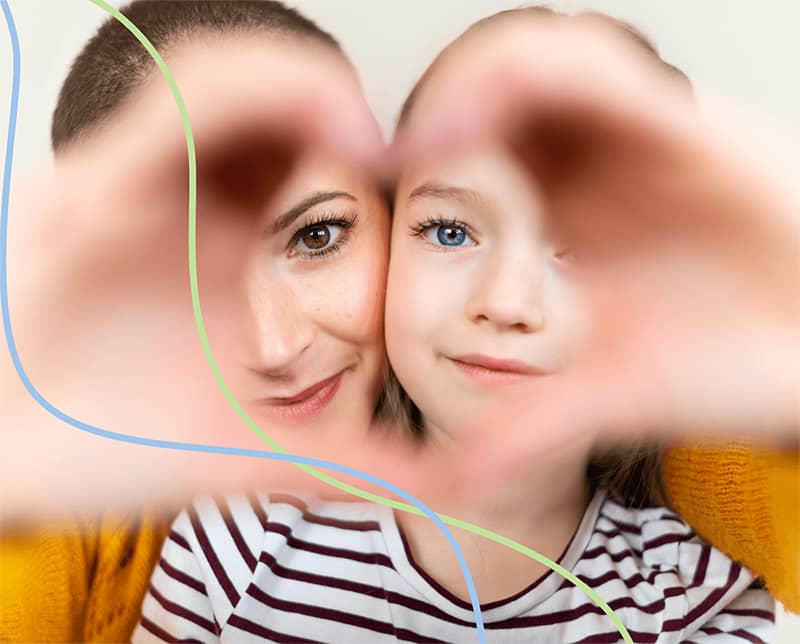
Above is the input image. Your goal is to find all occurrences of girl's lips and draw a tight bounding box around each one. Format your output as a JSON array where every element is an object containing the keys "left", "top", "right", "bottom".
[
  {"left": 256, "top": 370, "right": 346, "bottom": 423},
  {"left": 448, "top": 355, "right": 548, "bottom": 386}
]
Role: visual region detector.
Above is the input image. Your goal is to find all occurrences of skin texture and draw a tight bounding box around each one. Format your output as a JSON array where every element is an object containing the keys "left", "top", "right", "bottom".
[
  {"left": 202, "top": 149, "right": 389, "bottom": 447},
  {"left": 385, "top": 141, "right": 592, "bottom": 602}
]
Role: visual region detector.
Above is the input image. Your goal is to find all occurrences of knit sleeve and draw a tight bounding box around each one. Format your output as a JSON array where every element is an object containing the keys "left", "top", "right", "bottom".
[
  {"left": 663, "top": 442, "right": 799, "bottom": 613},
  {"left": 133, "top": 508, "right": 221, "bottom": 642},
  {"left": 83, "top": 511, "right": 171, "bottom": 642}
]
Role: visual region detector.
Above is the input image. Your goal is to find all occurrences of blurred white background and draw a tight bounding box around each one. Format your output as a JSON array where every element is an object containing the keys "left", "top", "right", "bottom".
[{"left": 0, "top": 0, "right": 797, "bottom": 639}]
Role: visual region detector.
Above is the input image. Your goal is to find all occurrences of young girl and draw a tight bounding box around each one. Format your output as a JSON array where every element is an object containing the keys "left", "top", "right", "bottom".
[
  {"left": 381, "top": 6, "right": 775, "bottom": 641},
  {"left": 136, "top": 8, "right": 776, "bottom": 643}
]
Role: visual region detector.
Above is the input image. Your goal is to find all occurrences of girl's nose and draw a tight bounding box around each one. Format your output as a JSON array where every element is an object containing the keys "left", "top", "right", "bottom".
[{"left": 465, "top": 251, "right": 546, "bottom": 333}]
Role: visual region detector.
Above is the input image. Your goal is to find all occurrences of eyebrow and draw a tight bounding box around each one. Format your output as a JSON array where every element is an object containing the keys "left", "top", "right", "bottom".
[
  {"left": 405, "top": 182, "right": 489, "bottom": 210},
  {"left": 271, "top": 191, "right": 357, "bottom": 234}
]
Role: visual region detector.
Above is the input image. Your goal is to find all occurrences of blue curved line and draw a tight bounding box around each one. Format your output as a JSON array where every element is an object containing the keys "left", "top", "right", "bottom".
[{"left": 0, "top": 1, "right": 485, "bottom": 640}]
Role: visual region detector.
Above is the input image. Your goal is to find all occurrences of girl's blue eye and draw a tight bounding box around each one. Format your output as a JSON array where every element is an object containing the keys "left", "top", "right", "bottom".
[{"left": 424, "top": 223, "right": 476, "bottom": 248}]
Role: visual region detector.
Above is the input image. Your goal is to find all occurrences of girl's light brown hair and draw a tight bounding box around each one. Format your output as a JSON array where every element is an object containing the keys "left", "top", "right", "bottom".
[{"left": 383, "top": 5, "right": 692, "bottom": 509}]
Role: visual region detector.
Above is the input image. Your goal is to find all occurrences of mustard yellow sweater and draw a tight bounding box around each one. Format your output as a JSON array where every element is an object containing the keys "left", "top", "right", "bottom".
[{"left": 1, "top": 446, "right": 797, "bottom": 642}]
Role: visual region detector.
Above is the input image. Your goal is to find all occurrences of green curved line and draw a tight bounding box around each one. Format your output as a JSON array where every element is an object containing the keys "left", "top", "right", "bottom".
[{"left": 88, "top": 1, "right": 631, "bottom": 640}]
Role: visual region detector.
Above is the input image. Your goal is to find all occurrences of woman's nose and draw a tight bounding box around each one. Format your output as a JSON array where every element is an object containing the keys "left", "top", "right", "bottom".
[
  {"left": 246, "top": 284, "right": 315, "bottom": 376},
  {"left": 465, "top": 251, "right": 546, "bottom": 333}
]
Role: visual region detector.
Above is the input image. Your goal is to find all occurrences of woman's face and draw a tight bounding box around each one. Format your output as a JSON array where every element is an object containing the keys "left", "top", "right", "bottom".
[
  {"left": 183, "top": 36, "right": 391, "bottom": 443},
  {"left": 204, "top": 152, "right": 390, "bottom": 442}
]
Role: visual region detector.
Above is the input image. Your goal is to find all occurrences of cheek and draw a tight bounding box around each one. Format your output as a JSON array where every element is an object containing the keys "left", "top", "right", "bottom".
[
  {"left": 544, "top": 273, "right": 591, "bottom": 363},
  {"left": 385, "top": 241, "right": 448, "bottom": 366},
  {"left": 313, "top": 229, "right": 389, "bottom": 348}
]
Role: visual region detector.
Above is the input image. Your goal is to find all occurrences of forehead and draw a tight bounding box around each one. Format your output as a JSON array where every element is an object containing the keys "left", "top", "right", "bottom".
[
  {"left": 398, "top": 141, "right": 545, "bottom": 218},
  {"left": 281, "top": 152, "right": 371, "bottom": 198},
  {"left": 400, "top": 12, "right": 550, "bottom": 131}
]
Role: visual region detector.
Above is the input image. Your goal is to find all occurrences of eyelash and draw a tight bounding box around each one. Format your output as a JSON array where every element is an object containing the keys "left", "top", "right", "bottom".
[
  {"left": 408, "top": 216, "right": 478, "bottom": 248},
  {"left": 288, "top": 210, "right": 359, "bottom": 261},
  {"left": 409, "top": 216, "right": 577, "bottom": 267}
]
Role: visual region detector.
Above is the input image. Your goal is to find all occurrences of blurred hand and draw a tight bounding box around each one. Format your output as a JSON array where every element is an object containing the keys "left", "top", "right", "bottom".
[
  {"left": 1, "top": 41, "right": 394, "bottom": 522},
  {"left": 3, "top": 22, "right": 799, "bottom": 521}
]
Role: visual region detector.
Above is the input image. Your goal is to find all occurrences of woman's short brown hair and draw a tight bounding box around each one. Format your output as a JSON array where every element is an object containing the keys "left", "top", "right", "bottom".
[{"left": 52, "top": 0, "right": 343, "bottom": 152}]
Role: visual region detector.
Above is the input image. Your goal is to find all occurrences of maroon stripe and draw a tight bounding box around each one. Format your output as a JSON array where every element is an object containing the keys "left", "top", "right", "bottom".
[
  {"left": 659, "top": 515, "right": 691, "bottom": 527},
  {"left": 265, "top": 520, "right": 394, "bottom": 567},
  {"left": 258, "top": 551, "right": 384, "bottom": 598},
  {"left": 574, "top": 631, "right": 658, "bottom": 643},
  {"left": 558, "top": 566, "right": 668, "bottom": 591},
  {"left": 247, "top": 492, "right": 269, "bottom": 531},
  {"left": 140, "top": 616, "right": 179, "bottom": 643},
  {"left": 699, "top": 626, "right": 767, "bottom": 644},
  {"left": 662, "top": 563, "right": 743, "bottom": 632},
  {"left": 268, "top": 493, "right": 381, "bottom": 532},
  {"left": 245, "top": 583, "right": 439, "bottom": 641},
  {"left": 665, "top": 586, "right": 686, "bottom": 599},
  {"left": 572, "top": 633, "right": 622, "bottom": 643},
  {"left": 490, "top": 595, "right": 667, "bottom": 629},
  {"left": 730, "top": 629, "right": 767, "bottom": 643},
  {"left": 268, "top": 493, "right": 308, "bottom": 511},
  {"left": 187, "top": 505, "right": 240, "bottom": 607},
  {"left": 582, "top": 545, "right": 639, "bottom": 562},
  {"left": 257, "top": 550, "right": 476, "bottom": 628},
  {"left": 302, "top": 512, "right": 381, "bottom": 532},
  {"left": 643, "top": 532, "right": 694, "bottom": 550},
  {"left": 594, "top": 527, "right": 628, "bottom": 539},
  {"left": 384, "top": 590, "right": 475, "bottom": 628},
  {"left": 148, "top": 584, "right": 217, "bottom": 634},
  {"left": 220, "top": 498, "right": 257, "bottom": 572},
  {"left": 158, "top": 558, "right": 207, "bottom": 596},
  {"left": 657, "top": 510, "right": 684, "bottom": 522},
  {"left": 598, "top": 513, "right": 642, "bottom": 535},
  {"left": 719, "top": 608, "right": 775, "bottom": 622},
  {"left": 169, "top": 530, "right": 192, "bottom": 552},
  {"left": 691, "top": 544, "right": 711, "bottom": 588},
  {"left": 394, "top": 627, "right": 448, "bottom": 643},
  {"left": 227, "top": 614, "right": 320, "bottom": 643}
]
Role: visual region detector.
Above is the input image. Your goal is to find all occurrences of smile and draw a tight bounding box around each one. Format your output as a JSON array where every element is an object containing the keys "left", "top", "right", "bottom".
[
  {"left": 448, "top": 354, "right": 548, "bottom": 386},
  {"left": 255, "top": 369, "right": 347, "bottom": 423}
]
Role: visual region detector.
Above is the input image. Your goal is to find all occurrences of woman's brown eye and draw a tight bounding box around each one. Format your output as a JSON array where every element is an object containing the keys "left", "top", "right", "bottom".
[
  {"left": 302, "top": 225, "right": 330, "bottom": 250},
  {"left": 291, "top": 221, "right": 348, "bottom": 257}
]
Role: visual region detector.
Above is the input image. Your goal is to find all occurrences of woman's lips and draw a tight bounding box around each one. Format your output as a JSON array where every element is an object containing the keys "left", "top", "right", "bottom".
[
  {"left": 255, "top": 370, "right": 346, "bottom": 423},
  {"left": 448, "top": 354, "right": 548, "bottom": 386}
]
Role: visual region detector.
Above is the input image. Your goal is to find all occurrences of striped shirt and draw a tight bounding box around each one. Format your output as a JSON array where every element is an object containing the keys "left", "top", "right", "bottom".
[{"left": 134, "top": 489, "right": 774, "bottom": 643}]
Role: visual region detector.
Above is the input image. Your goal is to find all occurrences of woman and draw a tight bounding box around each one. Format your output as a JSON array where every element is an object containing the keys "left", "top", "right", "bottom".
[{"left": 2, "top": 2, "right": 392, "bottom": 640}]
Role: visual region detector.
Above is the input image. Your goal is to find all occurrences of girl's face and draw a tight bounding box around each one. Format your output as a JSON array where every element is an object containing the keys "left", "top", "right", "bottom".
[
  {"left": 386, "top": 143, "right": 588, "bottom": 440},
  {"left": 204, "top": 152, "right": 390, "bottom": 442}
]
